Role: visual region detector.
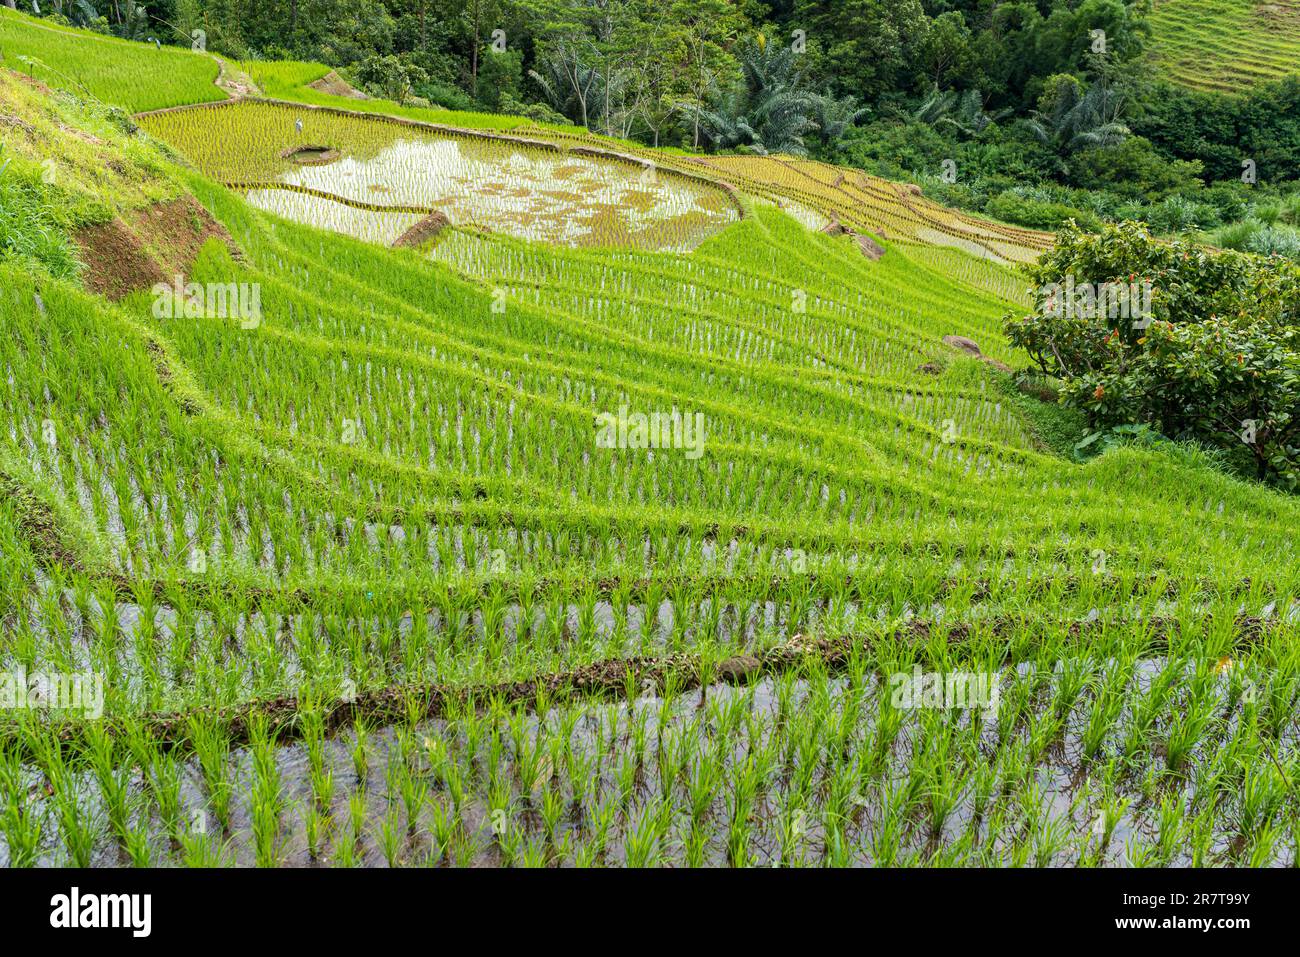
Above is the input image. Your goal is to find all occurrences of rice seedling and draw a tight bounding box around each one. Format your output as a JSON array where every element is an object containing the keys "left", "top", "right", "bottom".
[
  {"left": 248, "top": 717, "right": 288, "bottom": 867},
  {"left": 189, "top": 716, "right": 234, "bottom": 831},
  {"left": 123, "top": 824, "right": 154, "bottom": 868}
]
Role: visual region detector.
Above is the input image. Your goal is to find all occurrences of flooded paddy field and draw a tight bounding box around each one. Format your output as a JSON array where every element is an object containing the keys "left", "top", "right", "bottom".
[
  {"left": 5, "top": 644, "right": 1299, "bottom": 868},
  {"left": 139, "top": 101, "right": 740, "bottom": 251}
]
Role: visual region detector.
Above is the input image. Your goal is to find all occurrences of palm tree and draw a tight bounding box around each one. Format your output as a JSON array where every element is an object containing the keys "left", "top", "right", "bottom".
[
  {"left": 528, "top": 41, "right": 603, "bottom": 130},
  {"left": 810, "top": 92, "right": 871, "bottom": 148}
]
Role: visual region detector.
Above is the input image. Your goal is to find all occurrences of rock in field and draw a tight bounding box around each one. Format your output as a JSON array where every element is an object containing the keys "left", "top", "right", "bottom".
[{"left": 717, "top": 655, "right": 761, "bottom": 681}]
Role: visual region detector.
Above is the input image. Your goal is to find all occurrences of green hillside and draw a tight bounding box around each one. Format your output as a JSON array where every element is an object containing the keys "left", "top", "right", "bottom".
[
  {"left": 0, "top": 6, "right": 222, "bottom": 110},
  {"left": 1, "top": 12, "right": 1299, "bottom": 869}
]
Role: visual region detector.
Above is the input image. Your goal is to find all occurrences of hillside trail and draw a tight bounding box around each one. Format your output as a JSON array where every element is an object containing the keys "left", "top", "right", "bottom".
[{"left": 210, "top": 55, "right": 259, "bottom": 99}]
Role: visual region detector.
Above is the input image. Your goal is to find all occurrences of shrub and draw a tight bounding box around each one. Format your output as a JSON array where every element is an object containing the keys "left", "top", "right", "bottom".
[
  {"left": 1069, "top": 136, "right": 1205, "bottom": 200},
  {"left": 1196, "top": 183, "right": 1253, "bottom": 225},
  {"left": 475, "top": 49, "right": 522, "bottom": 112},
  {"left": 833, "top": 120, "right": 953, "bottom": 182},
  {"left": 1215, "top": 220, "right": 1300, "bottom": 261},
  {"left": 985, "top": 190, "right": 1101, "bottom": 231},
  {"left": 1247, "top": 226, "right": 1300, "bottom": 260},
  {"left": 415, "top": 80, "right": 476, "bottom": 112},
  {"left": 1004, "top": 222, "right": 1300, "bottom": 487},
  {"left": 1143, "top": 195, "right": 1220, "bottom": 234},
  {"left": 499, "top": 94, "right": 569, "bottom": 127}
]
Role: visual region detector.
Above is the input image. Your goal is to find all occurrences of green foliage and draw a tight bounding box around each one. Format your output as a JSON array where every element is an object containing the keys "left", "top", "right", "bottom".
[
  {"left": 1135, "top": 77, "right": 1300, "bottom": 184},
  {"left": 1022, "top": 73, "right": 1130, "bottom": 161},
  {"left": 355, "top": 52, "right": 429, "bottom": 105},
  {"left": 985, "top": 191, "right": 1101, "bottom": 231},
  {"left": 1215, "top": 220, "right": 1300, "bottom": 261},
  {"left": 415, "top": 77, "right": 476, "bottom": 112},
  {"left": 911, "top": 86, "right": 1009, "bottom": 139},
  {"left": 790, "top": 0, "right": 929, "bottom": 103},
  {"left": 681, "top": 35, "right": 822, "bottom": 156},
  {"left": 1072, "top": 421, "right": 1168, "bottom": 462},
  {"left": 1005, "top": 221, "right": 1300, "bottom": 487},
  {"left": 1068, "top": 136, "right": 1205, "bottom": 200},
  {"left": 473, "top": 46, "right": 521, "bottom": 111},
  {"left": 498, "top": 91, "right": 567, "bottom": 125}
]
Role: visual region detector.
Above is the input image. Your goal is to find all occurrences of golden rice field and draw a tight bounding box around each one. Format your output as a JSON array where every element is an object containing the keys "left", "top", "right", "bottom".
[
  {"left": 1148, "top": 0, "right": 1300, "bottom": 92},
  {"left": 480, "top": 121, "right": 1053, "bottom": 265}
]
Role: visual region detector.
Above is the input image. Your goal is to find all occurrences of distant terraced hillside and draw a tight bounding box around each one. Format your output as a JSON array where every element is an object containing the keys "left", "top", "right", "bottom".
[
  {"left": 8, "top": 10, "right": 1300, "bottom": 872},
  {"left": 1148, "top": 0, "right": 1300, "bottom": 92}
]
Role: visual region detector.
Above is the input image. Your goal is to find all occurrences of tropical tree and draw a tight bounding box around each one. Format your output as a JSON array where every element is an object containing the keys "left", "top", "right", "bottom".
[
  {"left": 355, "top": 52, "right": 429, "bottom": 104},
  {"left": 791, "top": 0, "right": 929, "bottom": 102},
  {"left": 1005, "top": 222, "right": 1300, "bottom": 487},
  {"left": 808, "top": 92, "right": 871, "bottom": 151},
  {"left": 917, "top": 10, "right": 972, "bottom": 90},
  {"left": 670, "top": 0, "right": 740, "bottom": 149},
  {"left": 911, "top": 86, "right": 1010, "bottom": 138},
  {"left": 528, "top": 40, "right": 601, "bottom": 128}
]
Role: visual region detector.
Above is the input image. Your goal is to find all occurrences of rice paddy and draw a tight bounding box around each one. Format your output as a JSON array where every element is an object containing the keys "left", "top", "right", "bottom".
[
  {"left": 138, "top": 101, "right": 741, "bottom": 251},
  {"left": 1148, "top": 0, "right": 1300, "bottom": 92},
  {"left": 2, "top": 14, "right": 1300, "bottom": 872}
]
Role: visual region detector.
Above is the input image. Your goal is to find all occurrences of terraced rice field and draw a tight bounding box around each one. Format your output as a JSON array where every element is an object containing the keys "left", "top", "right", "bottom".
[
  {"left": 687, "top": 155, "right": 1053, "bottom": 265},
  {"left": 6, "top": 170, "right": 1300, "bottom": 865},
  {"left": 2, "top": 16, "right": 1300, "bottom": 871},
  {"left": 139, "top": 101, "right": 741, "bottom": 251},
  {"left": 1148, "top": 0, "right": 1300, "bottom": 92}
]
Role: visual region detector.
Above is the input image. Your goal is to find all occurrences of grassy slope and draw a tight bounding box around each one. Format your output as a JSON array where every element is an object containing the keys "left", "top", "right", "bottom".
[
  {"left": 1148, "top": 0, "right": 1300, "bottom": 92},
  {"left": 3, "top": 15, "right": 1300, "bottom": 869}
]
